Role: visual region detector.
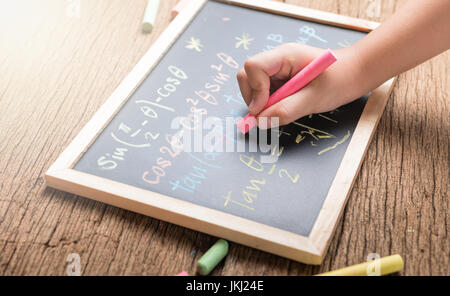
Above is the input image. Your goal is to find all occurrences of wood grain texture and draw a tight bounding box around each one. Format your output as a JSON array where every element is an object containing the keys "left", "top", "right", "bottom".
[{"left": 0, "top": 0, "right": 448, "bottom": 275}]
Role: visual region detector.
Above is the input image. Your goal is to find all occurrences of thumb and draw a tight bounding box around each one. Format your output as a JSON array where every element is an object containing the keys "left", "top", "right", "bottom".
[{"left": 256, "top": 81, "right": 319, "bottom": 128}]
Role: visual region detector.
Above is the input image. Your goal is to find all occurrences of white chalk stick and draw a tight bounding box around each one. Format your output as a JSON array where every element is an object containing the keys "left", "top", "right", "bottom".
[{"left": 142, "top": 0, "right": 161, "bottom": 33}]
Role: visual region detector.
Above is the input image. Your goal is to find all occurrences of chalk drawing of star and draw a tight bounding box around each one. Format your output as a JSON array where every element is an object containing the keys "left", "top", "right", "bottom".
[
  {"left": 185, "top": 37, "right": 203, "bottom": 52},
  {"left": 235, "top": 33, "right": 254, "bottom": 50}
]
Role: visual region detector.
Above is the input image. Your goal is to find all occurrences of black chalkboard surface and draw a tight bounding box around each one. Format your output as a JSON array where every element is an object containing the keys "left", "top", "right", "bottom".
[
  {"left": 47, "top": 0, "right": 394, "bottom": 263},
  {"left": 74, "top": 1, "right": 367, "bottom": 236}
]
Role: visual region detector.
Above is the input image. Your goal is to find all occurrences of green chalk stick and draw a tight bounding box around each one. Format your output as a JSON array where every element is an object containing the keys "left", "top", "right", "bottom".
[{"left": 197, "top": 239, "right": 229, "bottom": 275}]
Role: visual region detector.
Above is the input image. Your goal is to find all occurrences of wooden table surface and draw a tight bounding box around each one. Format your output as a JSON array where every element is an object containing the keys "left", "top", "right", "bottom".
[{"left": 0, "top": 0, "right": 448, "bottom": 276}]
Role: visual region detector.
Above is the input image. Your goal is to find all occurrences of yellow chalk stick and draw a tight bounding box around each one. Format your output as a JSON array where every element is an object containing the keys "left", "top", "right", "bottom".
[{"left": 315, "top": 255, "right": 404, "bottom": 276}]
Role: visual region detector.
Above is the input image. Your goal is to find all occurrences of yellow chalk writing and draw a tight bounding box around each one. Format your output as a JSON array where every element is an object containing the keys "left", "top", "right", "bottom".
[
  {"left": 222, "top": 191, "right": 254, "bottom": 211},
  {"left": 239, "top": 155, "right": 264, "bottom": 172},
  {"left": 318, "top": 130, "right": 351, "bottom": 155}
]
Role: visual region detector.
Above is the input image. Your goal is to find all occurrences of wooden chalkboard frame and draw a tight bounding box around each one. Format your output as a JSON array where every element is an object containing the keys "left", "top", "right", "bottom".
[{"left": 45, "top": 0, "right": 396, "bottom": 264}]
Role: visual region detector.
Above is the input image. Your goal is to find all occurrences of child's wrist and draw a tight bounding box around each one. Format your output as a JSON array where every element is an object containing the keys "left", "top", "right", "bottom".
[{"left": 335, "top": 46, "right": 367, "bottom": 101}]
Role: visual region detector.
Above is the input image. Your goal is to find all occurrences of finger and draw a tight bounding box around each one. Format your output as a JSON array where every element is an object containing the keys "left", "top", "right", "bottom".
[
  {"left": 243, "top": 48, "right": 293, "bottom": 114},
  {"left": 257, "top": 83, "right": 317, "bottom": 128},
  {"left": 236, "top": 69, "right": 252, "bottom": 106},
  {"left": 271, "top": 56, "right": 295, "bottom": 82},
  {"left": 243, "top": 59, "right": 271, "bottom": 115}
]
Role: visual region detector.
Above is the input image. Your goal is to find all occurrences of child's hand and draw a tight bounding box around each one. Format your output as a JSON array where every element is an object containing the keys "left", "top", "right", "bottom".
[
  {"left": 237, "top": 43, "right": 363, "bottom": 128},
  {"left": 237, "top": 0, "right": 450, "bottom": 129}
]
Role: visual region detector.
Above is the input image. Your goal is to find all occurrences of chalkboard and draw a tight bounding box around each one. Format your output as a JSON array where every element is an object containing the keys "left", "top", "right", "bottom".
[{"left": 47, "top": 0, "right": 395, "bottom": 264}]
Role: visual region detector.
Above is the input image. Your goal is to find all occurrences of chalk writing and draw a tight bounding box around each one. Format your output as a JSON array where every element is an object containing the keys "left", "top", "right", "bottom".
[
  {"left": 222, "top": 191, "right": 255, "bottom": 211},
  {"left": 297, "top": 25, "right": 327, "bottom": 44},
  {"left": 74, "top": 1, "right": 369, "bottom": 237},
  {"left": 170, "top": 166, "right": 207, "bottom": 193},
  {"left": 224, "top": 93, "right": 245, "bottom": 106},
  {"left": 193, "top": 53, "right": 239, "bottom": 105},
  {"left": 318, "top": 130, "right": 351, "bottom": 155},
  {"left": 185, "top": 37, "right": 203, "bottom": 52},
  {"left": 262, "top": 33, "right": 284, "bottom": 51},
  {"left": 142, "top": 134, "right": 182, "bottom": 185},
  {"left": 230, "top": 152, "right": 300, "bottom": 210},
  {"left": 111, "top": 123, "right": 153, "bottom": 148},
  {"left": 338, "top": 40, "right": 351, "bottom": 48},
  {"left": 308, "top": 113, "right": 338, "bottom": 123},
  {"left": 96, "top": 148, "right": 128, "bottom": 170},
  {"left": 170, "top": 152, "right": 221, "bottom": 193},
  {"left": 292, "top": 122, "right": 336, "bottom": 146},
  {"left": 235, "top": 33, "right": 254, "bottom": 50}
]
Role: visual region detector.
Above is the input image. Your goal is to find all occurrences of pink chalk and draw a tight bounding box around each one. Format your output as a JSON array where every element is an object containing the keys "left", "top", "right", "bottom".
[
  {"left": 176, "top": 271, "right": 190, "bottom": 276},
  {"left": 171, "top": 0, "right": 191, "bottom": 19},
  {"left": 237, "top": 50, "right": 337, "bottom": 134}
]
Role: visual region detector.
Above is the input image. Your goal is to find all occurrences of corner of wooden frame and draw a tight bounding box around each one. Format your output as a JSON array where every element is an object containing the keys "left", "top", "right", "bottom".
[{"left": 308, "top": 77, "right": 397, "bottom": 258}]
